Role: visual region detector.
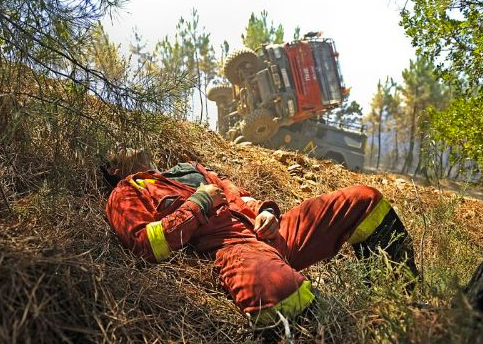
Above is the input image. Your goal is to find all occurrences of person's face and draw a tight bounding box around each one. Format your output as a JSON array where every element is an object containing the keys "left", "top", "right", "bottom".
[{"left": 107, "top": 149, "right": 156, "bottom": 179}]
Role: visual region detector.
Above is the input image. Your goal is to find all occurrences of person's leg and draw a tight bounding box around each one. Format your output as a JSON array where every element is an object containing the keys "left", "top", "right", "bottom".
[
  {"left": 275, "top": 185, "right": 417, "bottom": 277},
  {"left": 214, "top": 240, "right": 315, "bottom": 324},
  {"left": 463, "top": 260, "right": 483, "bottom": 315},
  {"left": 351, "top": 206, "right": 418, "bottom": 278}
]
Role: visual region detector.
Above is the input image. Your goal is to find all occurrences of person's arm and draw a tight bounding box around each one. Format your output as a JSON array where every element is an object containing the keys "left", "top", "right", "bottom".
[
  {"left": 241, "top": 196, "right": 281, "bottom": 218},
  {"left": 106, "top": 183, "right": 212, "bottom": 262},
  {"left": 207, "top": 170, "right": 281, "bottom": 218}
]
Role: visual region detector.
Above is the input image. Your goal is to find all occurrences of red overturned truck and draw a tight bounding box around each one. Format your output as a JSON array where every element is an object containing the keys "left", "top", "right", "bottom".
[{"left": 208, "top": 32, "right": 366, "bottom": 170}]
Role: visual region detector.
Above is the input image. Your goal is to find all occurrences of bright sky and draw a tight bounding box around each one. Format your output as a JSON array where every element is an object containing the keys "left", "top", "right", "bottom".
[{"left": 102, "top": 0, "right": 414, "bottom": 123}]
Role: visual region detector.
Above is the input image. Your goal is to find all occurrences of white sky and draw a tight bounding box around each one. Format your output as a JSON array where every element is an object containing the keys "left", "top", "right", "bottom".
[{"left": 102, "top": 0, "right": 414, "bottom": 124}]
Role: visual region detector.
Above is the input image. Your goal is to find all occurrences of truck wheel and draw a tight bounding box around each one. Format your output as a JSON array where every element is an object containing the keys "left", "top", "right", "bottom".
[
  {"left": 223, "top": 48, "right": 259, "bottom": 85},
  {"left": 233, "top": 135, "right": 246, "bottom": 144},
  {"left": 242, "top": 109, "right": 279, "bottom": 143},
  {"left": 207, "top": 85, "right": 233, "bottom": 104}
]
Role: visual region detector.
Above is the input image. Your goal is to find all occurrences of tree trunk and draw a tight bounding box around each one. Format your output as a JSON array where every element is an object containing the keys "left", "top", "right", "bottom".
[
  {"left": 195, "top": 57, "right": 204, "bottom": 124},
  {"left": 454, "top": 164, "right": 461, "bottom": 179},
  {"left": 446, "top": 146, "right": 456, "bottom": 178},
  {"left": 392, "top": 129, "right": 399, "bottom": 170},
  {"left": 204, "top": 73, "right": 209, "bottom": 124},
  {"left": 402, "top": 106, "right": 417, "bottom": 174},
  {"left": 369, "top": 124, "right": 375, "bottom": 167},
  {"left": 376, "top": 108, "right": 383, "bottom": 170},
  {"left": 438, "top": 143, "right": 445, "bottom": 179},
  {"left": 413, "top": 130, "right": 425, "bottom": 177}
]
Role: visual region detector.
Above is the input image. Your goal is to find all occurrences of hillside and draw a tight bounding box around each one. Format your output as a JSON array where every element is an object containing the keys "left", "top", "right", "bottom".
[{"left": 1, "top": 120, "right": 482, "bottom": 343}]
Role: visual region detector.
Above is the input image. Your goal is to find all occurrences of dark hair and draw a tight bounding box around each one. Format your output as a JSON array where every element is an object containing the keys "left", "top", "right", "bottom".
[{"left": 100, "top": 162, "right": 122, "bottom": 190}]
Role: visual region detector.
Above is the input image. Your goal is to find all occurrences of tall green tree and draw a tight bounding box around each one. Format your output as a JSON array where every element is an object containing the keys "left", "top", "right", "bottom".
[
  {"left": 401, "top": 0, "right": 483, "bottom": 92},
  {"left": 368, "top": 78, "right": 395, "bottom": 170},
  {"left": 155, "top": 10, "right": 217, "bottom": 122},
  {"left": 364, "top": 110, "right": 378, "bottom": 167},
  {"left": 385, "top": 88, "right": 405, "bottom": 170},
  {"left": 0, "top": 0, "right": 185, "bottom": 116},
  {"left": 400, "top": 57, "right": 449, "bottom": 175},
  {"left": 88, "top": 23, "right": 126, "bottom": 83},
  {"left": 242, "top": 11, "right": 284, "bottom": 50},
  {"left": 430, "top": 95, "right": 483, "bottom": 179},
  {"left": 401, "top": 1, "right": 483, "bottom": 181}
]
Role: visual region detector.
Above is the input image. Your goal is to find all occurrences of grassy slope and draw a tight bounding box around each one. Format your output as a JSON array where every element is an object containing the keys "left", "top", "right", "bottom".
[{"left": 1, "top": 120, "right": 482, "bottom": 343}]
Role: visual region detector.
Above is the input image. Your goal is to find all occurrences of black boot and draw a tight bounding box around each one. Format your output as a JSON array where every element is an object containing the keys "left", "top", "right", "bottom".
[
  {"left": 463, "top": 260, "right": 483, "bottom": 316},
  {"left": 352, "top": 208, "right": 419, "bottom": 288}
]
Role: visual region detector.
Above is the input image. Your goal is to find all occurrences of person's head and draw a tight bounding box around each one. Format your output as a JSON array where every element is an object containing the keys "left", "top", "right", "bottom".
[{"left": 101, "top": 148, "right": 156, "bottom": 189}]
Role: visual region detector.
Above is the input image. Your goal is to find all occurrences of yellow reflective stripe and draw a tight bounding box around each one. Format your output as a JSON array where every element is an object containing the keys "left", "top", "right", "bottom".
[
  {"left": 129, "top": 178, "right": 156, "bottom": 189},
  {"left": 255, "top": 280, "right": 315, "bottom": 324},
  {"left": 146, "top": 221, "right": 171, "bottom": 262},
  {"left": 347, "top": 198, "right": 392, "bottom": 244},
  {"left": 129, "top": 178, "right": 141, "bottom": 188}
]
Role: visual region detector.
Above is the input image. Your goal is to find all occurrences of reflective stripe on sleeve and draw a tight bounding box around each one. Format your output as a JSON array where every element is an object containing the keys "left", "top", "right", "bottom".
[
  {"left": 254, "top": 280, "right": 315, "bottom": 324},
  {"left": 347, "top": 198, "right": 392, "bottom": 244},
  {"left": 146, "top": 221, "right": 171, "bottom": 262}
]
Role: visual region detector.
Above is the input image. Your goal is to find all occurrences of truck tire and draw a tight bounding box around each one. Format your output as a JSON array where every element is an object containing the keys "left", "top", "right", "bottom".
[
  {"left": 207, "top": 85, "right": 233, "bottom": 104},
  {"left": 241, "top": 108, "right": 279, "bottom": 143},
  {"left": 233, "top": 135, "right": 246, "bottom": 144},
  {"left": 223, "top": 48, "right": 259, "bottom": 85}
]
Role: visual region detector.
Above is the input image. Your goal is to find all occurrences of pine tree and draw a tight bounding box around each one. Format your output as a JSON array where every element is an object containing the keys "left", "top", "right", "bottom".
[
  {"left": 156, "top": 10, "right": 217, "bottom": 123},
  {"left": 242, "top": 11, "right": 284, "bottom": 50},
  {"left": 367, "top": 78, "right": 394, "bottom": 170},
  {"left": 400, "top": 58, "right": 449, "bottom": 175}
]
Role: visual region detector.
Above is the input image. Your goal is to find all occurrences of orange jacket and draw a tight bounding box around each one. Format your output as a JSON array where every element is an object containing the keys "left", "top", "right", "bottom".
[{"left": 106, "top": 162, "right": 280, "bottom": 262}]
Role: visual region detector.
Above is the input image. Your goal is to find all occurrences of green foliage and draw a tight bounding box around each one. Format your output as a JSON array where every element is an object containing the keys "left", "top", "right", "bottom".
[
  {"left": 154, "top": 9, "right": 217, "bottom": 121},
  {"left": 365, "top": 58, "right": 452, "bottom": 175},
  {"left": 401, "top": 58, "right": 449, "bottom": 115},
  {"left": 331, "top": 98, "right": 363, "bottom": 124},
  {"left": 430, "top": 95, "right": 483, "bottom": 171},
  {"left": 0, "top": 1, "right": 195, "bottom": 193},
  {"left": 242, "top": 11, "right": 284, "bottom": 50},
  {"left": 88, "top": 23, "right": 126, "bottom": 82},
  {"left": 400, "top": 57, "right": 450, "bottom": 174},
  {"left": 366, "top": 78, "right": 398, "bottom": 168},
  {"left": 400, "top": 0, "right": 483, "bottom": 93},
  {"left": 400, "top": 1, "right": 483, "bottom": 181},
  {"left": 293, "top": 26, "right": 301, "bottom": 40},
  {"left": 0, "top": 1, "right": 117, "bottom": 64}
]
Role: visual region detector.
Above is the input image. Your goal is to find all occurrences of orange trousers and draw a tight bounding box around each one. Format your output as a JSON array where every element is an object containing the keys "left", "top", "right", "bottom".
[{"left": 215, "top": 185, "right": 391, "bottom": 322}]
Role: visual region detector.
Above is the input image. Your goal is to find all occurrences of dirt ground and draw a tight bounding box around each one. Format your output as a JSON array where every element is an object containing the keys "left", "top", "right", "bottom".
[{"left": 364, "top": 166, "right": 483, "bottom": 201}]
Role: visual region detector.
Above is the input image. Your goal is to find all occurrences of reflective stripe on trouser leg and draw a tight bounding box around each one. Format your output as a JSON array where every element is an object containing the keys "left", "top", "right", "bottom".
[
  {"left": 253, "top": 280, "right": 315, "bottom": 325},
  {"left": 215, "top": 241, "right": 313, "bottom": 324},
  {"left": 351, "top": 202, "right": 418, "bottom": 277},
  {"left": 347, "top": 198, "right": 392, "bottom": 244}
]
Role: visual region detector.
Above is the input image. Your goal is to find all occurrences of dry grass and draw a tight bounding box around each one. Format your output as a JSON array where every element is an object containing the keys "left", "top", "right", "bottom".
[{"left": 1, "top": 97, "right": 483, "bottom": 343}]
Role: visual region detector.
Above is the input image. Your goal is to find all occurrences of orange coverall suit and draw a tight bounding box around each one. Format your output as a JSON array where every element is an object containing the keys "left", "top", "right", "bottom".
[{"left": 106, "top": 162, "right": 406, "bottom": 323}]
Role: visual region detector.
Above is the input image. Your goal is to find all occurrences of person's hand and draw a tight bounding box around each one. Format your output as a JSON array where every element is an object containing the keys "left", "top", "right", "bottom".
[
  {"left": 254, "top": 211, "right": 279, "bottom": 240},
  {"left": 197, "top": 183, "right": 227, "bottom": 208}
]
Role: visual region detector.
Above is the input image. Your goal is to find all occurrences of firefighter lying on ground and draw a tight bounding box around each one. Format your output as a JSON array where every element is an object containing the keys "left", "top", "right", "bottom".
[{"left": 102, "top": 149, "right": 419, "bottom": 324}]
